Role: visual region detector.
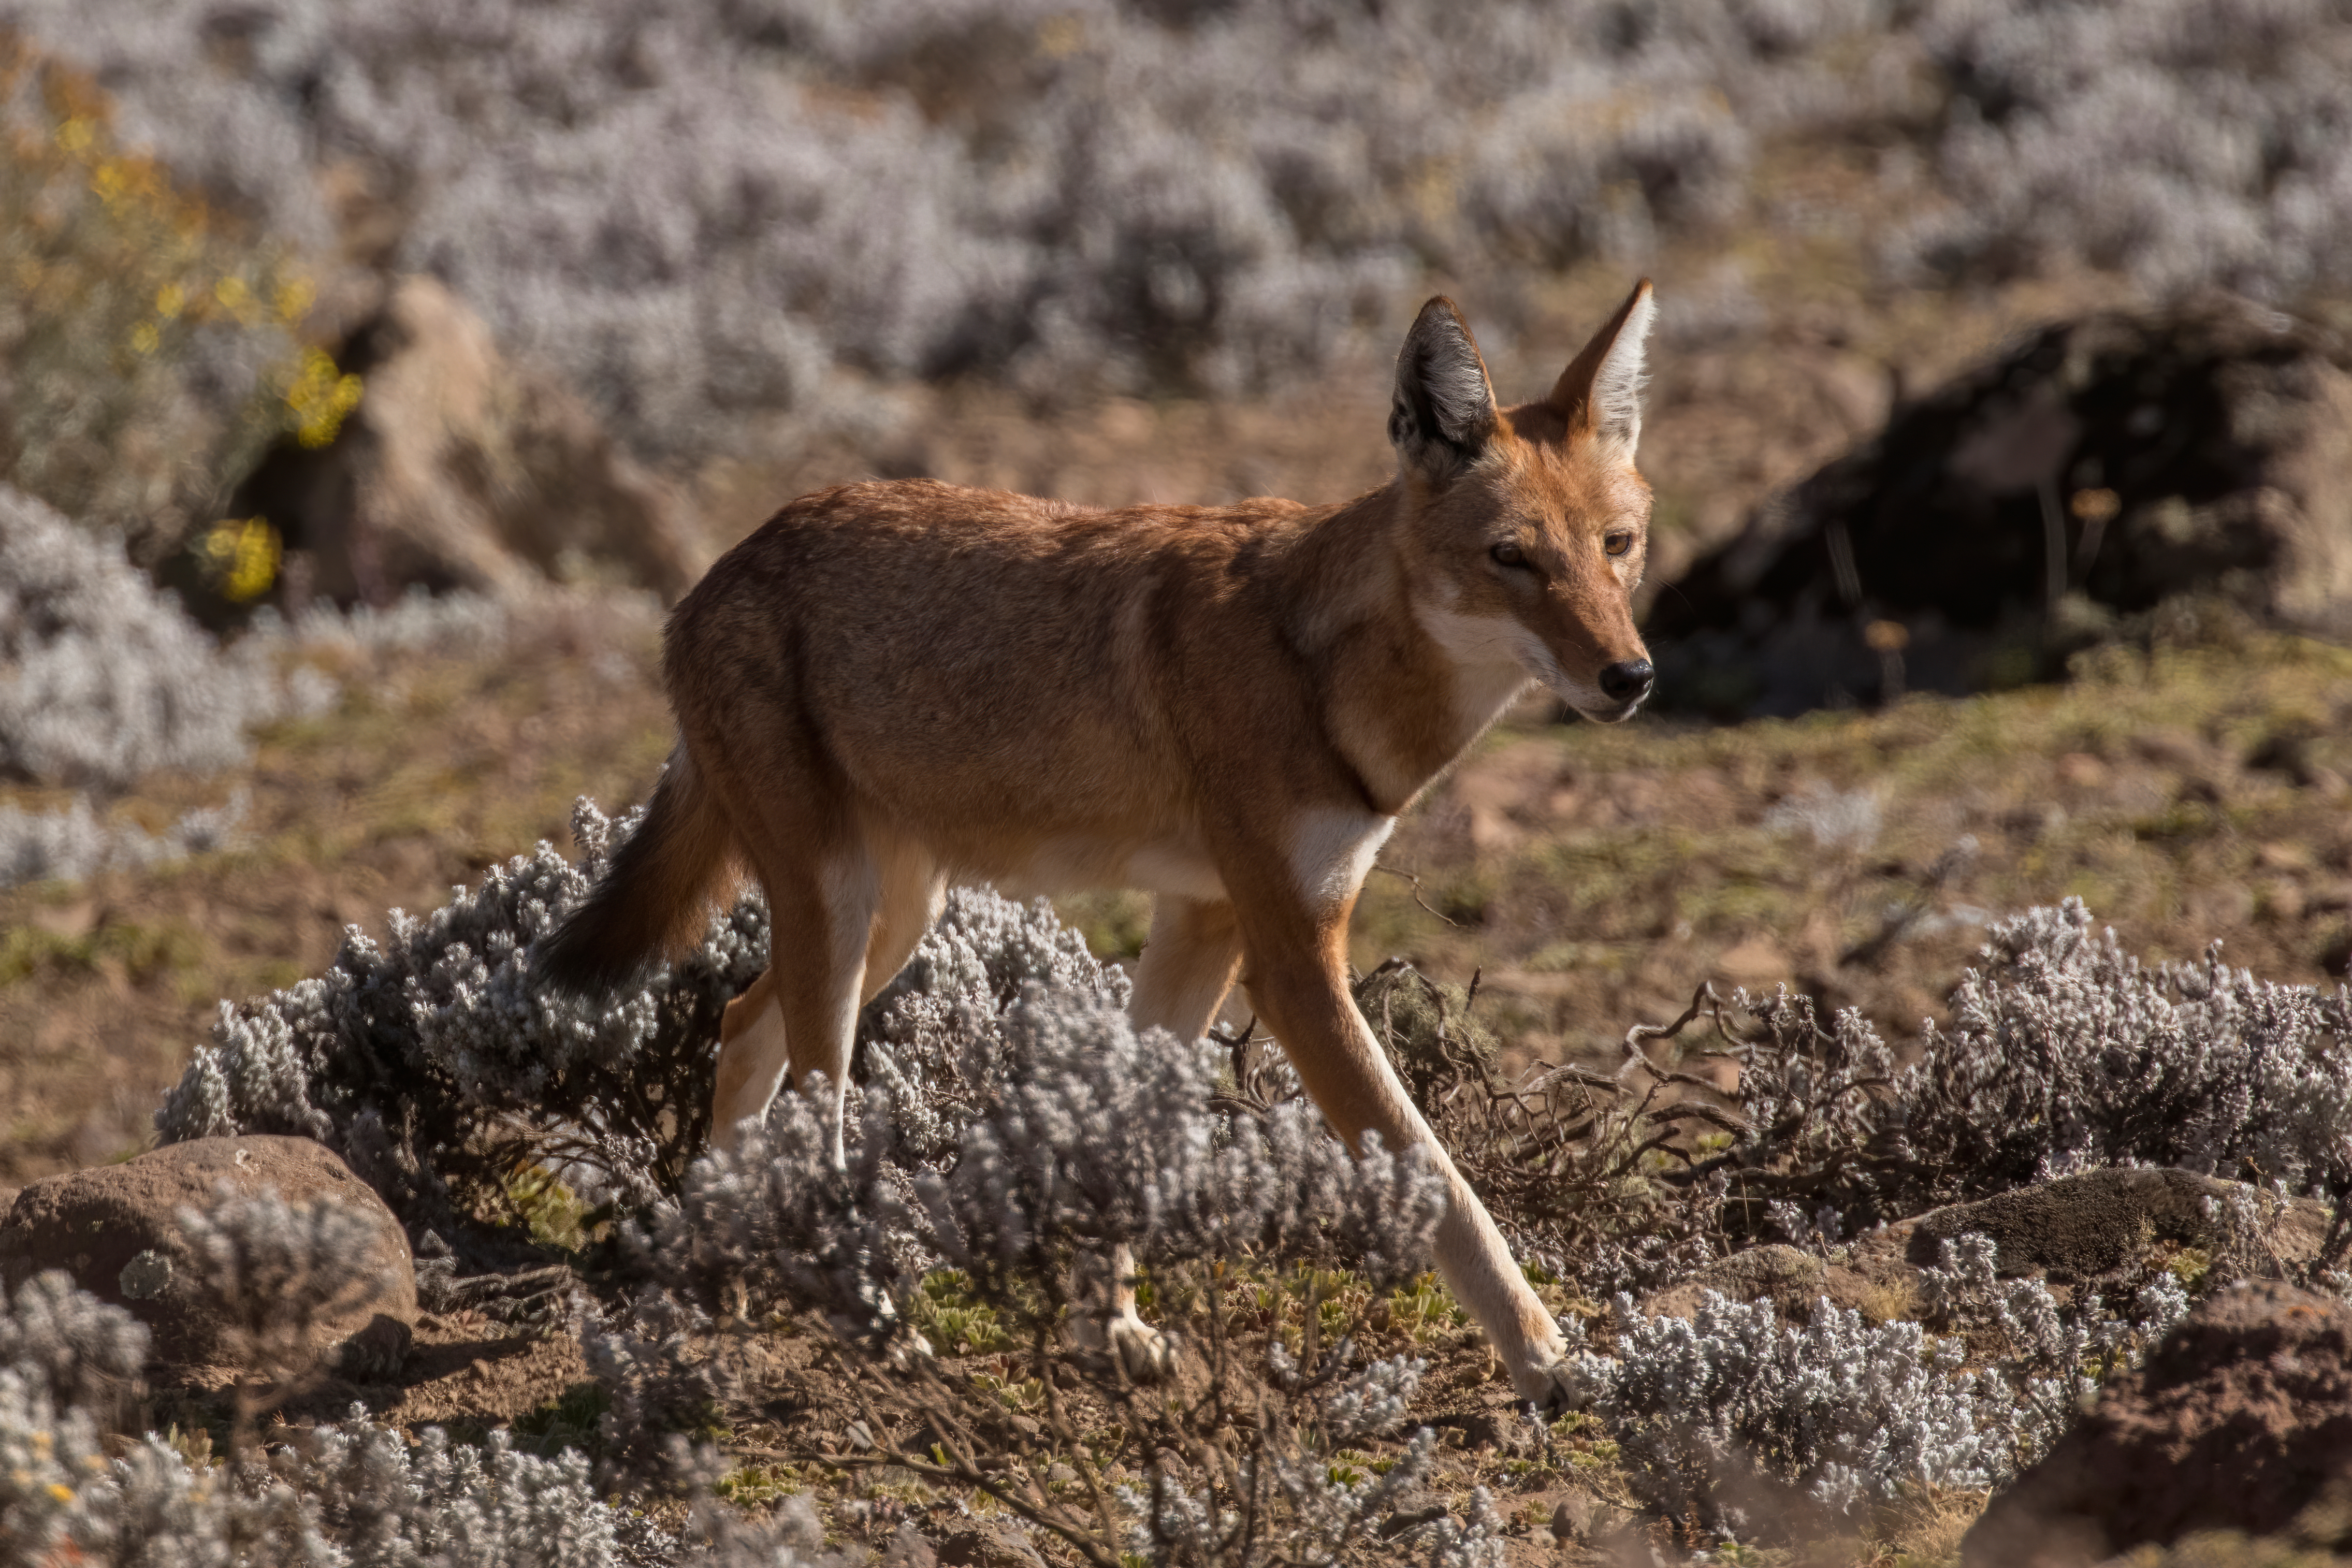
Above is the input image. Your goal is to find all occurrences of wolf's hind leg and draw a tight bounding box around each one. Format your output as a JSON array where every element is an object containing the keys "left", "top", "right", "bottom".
[
  {"left": 714, "top": 967, "right": 785, "bottom": 1156},
  {"left": 1075, "top": 896, "right": 1240, "bottom": 1382},
  {"left": 708, "top": 843, "right": 879, "bottom": 1162},
  {"left": 710, "top": 839, "right": 941, "bottom": 1158},
  {"left": 1070, "top": 1242, "right": 1175, "bottom": 1382},
  {"left": 858, "top": 837, "right": 946, "bottom": 1007},
  {"left": 1130, "top": 896, "right": 1244, "bottom": 1043}
]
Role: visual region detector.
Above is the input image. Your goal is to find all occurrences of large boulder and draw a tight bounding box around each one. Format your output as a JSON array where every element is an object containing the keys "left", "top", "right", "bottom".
[
  {"left": 230, "top": 275, "right": 706, "bottom": 608},
  {"left": 1964, "top": 1283, "right": 2352, "bottom": 1566},
  {"left": 0, "top": 1135, "right": 416, "bottom": 1380},
  {"left": 1649, "top": 296, "right": 2352, "bottom": 715},
  {"left": 1639, "top": 1170, "right": 2327, "bottom": 1328},
  {"left": 1638, "top": 1243, "right": 1895, "bottom": 1325},
  {"left": 1860, "top": 1167, "right": 2334, "bottom": 1285}
]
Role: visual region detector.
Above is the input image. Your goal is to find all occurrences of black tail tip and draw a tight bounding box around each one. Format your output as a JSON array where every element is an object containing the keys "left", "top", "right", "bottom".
[{"left": 530, "top": 912, "right": 642, "bottom": 1000}]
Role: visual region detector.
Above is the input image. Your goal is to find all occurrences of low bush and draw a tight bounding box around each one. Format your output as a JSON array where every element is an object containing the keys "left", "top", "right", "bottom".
[
  {"left": 0, "top": 484, "right": 291, "bottom": 792},
  {"left": 1730, "top": 898, "right": 2352, "bottom": 1232},
  {"left": 1899, "top": 0, "right": 2352, "bottom": 303},
  {"left": 158, "top": 798, "right": 764, "bottom": 1235},
  {"left": 1586, "top": 1238, "right": 2193, "bottom": 1540},
  {"left": 641, "top": 984, "right": 1446, "bottom": 1337},
  {"left": 1394, "top": 898, "right": 2352, "bottom": 1297},
  {"left": 157, "top": 801, "right": 1166, "bottom": 1239},
  {"left": 601, "top": 985, "right": 1473, "bottom": 1567},
  {"left": 0, "top": 791, "right": 245, "bottom": 891}
]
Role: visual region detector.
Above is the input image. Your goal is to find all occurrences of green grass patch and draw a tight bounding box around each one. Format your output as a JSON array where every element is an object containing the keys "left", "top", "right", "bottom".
[
  {"left": 0, "top": 918, "right": 204, "bottom": 988},
  {"left": 513, "top": 1382, "right": 611, "bottom": 1459}
]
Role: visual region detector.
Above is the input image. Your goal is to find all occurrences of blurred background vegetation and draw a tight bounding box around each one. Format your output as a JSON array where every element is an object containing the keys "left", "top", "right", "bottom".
[{"left": 0, "top": 38, "right": 351, "bottom": 567}]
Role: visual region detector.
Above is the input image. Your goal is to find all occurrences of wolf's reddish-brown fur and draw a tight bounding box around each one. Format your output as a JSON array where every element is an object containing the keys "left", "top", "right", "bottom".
[{"left": 539, "top": 283, "right": 1660, "bottom": 1403}]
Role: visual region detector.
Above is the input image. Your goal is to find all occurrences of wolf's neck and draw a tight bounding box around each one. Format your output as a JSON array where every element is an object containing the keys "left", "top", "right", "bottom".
[{"left": 1288, "top": 490, "right": 1533, "bottom": 813}]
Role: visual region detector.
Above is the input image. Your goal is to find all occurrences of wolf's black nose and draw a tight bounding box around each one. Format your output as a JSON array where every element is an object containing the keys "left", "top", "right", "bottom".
[{"left": 1599, "top": 659, "right": 1654, "bottom": 703}]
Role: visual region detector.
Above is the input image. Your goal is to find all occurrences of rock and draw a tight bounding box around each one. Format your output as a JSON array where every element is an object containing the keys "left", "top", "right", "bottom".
[
  {"left": 1713, "top": 934, "right": 1795, "bottom": 992},
  {"left": 1963, "top": 1283, "right": 2352, "bottom": 1567},
  {"left": 1855, "top": 1168, "right": 2331, "bottom": 1285},
  {"left": 228, "top": 275, "right": 705, "bottom": 609},
  {"left": 1645, "top": 1170, "right": 2325, "bottom": 1334},
  {"left": 1646, "top": 1244, "right": 1815, "bottom": 1319},
  {"left": 1549, "top": 1490, "right": 1597, "bottom": 1543},
  {"left": 935, "top": 1522, "right": 1049, "bottom": 1568},
  {"left": 881, "top": 1524, "right": 939, "bottom": 1568},
  {"left": 1640, "top": 1243, "right": 1904, "bottom": 1326},
  {"left": 0, "top": 1135, "right": 416, "bottom": 1380},
  {"left": 1650, "top": 296, "right": 2352, "bottom": 715}
]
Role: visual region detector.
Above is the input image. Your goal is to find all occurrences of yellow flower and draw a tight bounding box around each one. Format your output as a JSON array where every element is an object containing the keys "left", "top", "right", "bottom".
[
  {"left": 155, "top": 281, "right": 184, "bottom": 318},
  {"left": 53, "top": 116, "right": 92, "bottom": 154},
  {"left": 129, "top": 321, "right": 159, "bottom": 356},
  {"left": 46, "top": 1483, "right": 72, "bottom": 1504},
  {"left": 273, "top": 274, "right": 315, "bottom": 323},
  {"left": 201, "top": 517, "right": 282, "bottom": 602},
  {"left": 285, "top": 347, "right": 364, "bottom": 449}
]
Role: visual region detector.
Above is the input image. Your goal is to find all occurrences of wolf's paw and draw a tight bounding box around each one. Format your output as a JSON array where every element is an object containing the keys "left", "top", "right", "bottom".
[
  {"left": 1107, "top": 1311, "right": 1176, "bottom": 1383},
  {"left": 1514, "top": 1347, "right": 1606, "bottom": 1413}
]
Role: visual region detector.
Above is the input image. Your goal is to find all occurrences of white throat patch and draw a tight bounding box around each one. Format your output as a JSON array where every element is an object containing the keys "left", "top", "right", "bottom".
[{"left": 1413, "top": 599, "right": 1542, "bottom": 737}]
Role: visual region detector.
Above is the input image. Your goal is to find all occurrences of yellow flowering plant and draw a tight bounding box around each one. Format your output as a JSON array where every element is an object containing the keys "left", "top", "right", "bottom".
[{"left": 0, "top": 36, "right": 359, "bottom": 578}]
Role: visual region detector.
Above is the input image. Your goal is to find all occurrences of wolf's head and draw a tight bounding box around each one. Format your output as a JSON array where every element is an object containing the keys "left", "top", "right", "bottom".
[{"left": 1387, "top": 284, "right": 1656, "bottom": 723}]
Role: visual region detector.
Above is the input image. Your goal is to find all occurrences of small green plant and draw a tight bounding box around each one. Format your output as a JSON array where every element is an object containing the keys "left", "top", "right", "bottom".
[
  {"left": 1566, "top": 1441, "right": 1623, "bottom": 1473},
  {"left": 505, "top": 1163, "right": 596, "bottom": 1254},
  {"left": 909, "top": 1270, "right": 1015, "bottom": 1357},
  {"left": 714, "top": 1462, "right": 804, "bottom": 1508},
  {"left": 969, "top": 1370, "right": 1047, "bottom": 1415},
  {"left": 2167, "top": 1246, "right": 2214, "bottom": 1294},
  {"left": 512, "top": 1383, "right": 610, "bottom": 1459},
  {"left": 1383, "top": 1273, "right": 1464, "bottom": 1341}
]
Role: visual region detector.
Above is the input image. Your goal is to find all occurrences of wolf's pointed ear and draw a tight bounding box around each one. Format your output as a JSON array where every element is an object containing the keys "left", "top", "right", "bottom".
[
  {"left": 1389, "top": 297, "right": 1498, "bottom": 483},
  {"left": 1548, "top": 280, "right": 1655, "bottom": 452}
]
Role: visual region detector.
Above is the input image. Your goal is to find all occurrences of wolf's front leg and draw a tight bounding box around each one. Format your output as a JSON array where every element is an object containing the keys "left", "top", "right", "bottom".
[{"left": 1231, "top": 875, "right": 1576, "bottom": 1406}]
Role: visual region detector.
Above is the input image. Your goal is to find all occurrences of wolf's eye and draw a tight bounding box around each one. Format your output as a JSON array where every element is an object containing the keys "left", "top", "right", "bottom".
[
  {"left": 1604, "top": 531, "right": 1635, "bottom": 558},
  {"left": 1490, "top": 542, "right": 1528, "bottom": 569}
]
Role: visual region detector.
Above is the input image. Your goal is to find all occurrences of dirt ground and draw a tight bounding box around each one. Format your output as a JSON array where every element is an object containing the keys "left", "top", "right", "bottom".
[
  {"left": 185, "top": 1262, "right": 1706, "bottom": 1566},
  {"left": 0, "top": 597, "right": 673, "bottom": 1179}
]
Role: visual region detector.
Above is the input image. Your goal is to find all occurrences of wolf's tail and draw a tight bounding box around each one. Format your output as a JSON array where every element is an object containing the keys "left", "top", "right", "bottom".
[{"left": 535, "top": 747, "right": 737, "bottom": 996}]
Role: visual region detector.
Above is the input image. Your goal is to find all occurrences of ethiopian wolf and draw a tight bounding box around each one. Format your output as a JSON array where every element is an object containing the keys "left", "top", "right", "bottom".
[{"left": 536, "top": 283, "right": 1660, "bottom": 1405}]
